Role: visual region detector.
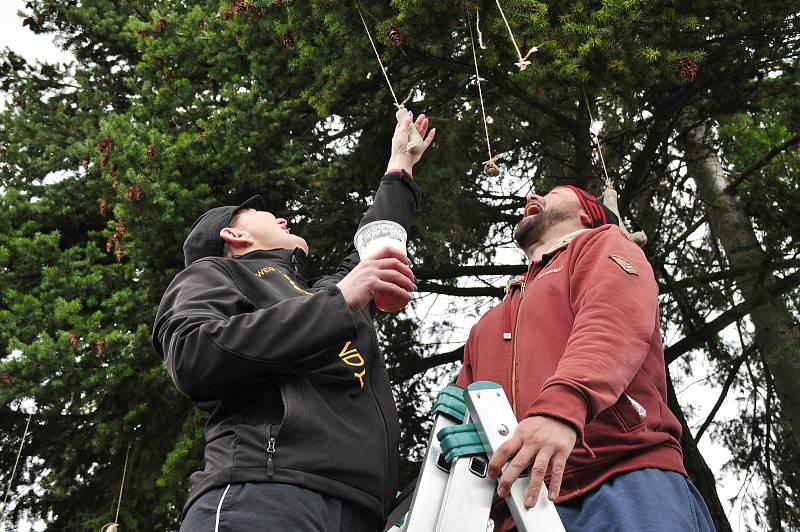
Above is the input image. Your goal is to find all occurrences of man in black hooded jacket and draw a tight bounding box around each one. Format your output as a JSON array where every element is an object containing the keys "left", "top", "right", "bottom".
[{"left": 153, "top": 114, "right": 435, "bottom": 531}]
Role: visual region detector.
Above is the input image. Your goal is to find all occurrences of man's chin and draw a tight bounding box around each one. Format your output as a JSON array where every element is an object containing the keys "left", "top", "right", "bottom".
[{"left": 292, "top": 235, "right": 309, "bottom": 255}]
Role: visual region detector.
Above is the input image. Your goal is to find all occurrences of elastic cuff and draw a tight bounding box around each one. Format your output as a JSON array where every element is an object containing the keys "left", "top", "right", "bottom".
[
  {"left": 381, "top": 169, "right": 421, "bottom": 211},
  {"left": 526, "top": 383, "right": 595, "bottom": 459},
  {"left": 386, "top": 167, "right": 412, "bottom": 177}
]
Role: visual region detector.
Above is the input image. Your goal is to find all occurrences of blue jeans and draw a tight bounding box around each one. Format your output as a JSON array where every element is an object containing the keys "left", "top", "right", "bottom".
[{"left": 555, "top": 468, "right": 716, "bottom": 532}]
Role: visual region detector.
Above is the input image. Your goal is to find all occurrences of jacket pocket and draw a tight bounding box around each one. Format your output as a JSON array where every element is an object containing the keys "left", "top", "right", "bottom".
[{"left": 610, "top": 393, "right": 646, "bottom": 433}]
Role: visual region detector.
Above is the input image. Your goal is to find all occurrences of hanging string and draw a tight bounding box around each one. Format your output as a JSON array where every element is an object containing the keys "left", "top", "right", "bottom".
[
  {"left": 1, "top": 412, "right": 32, "bottom": 523},
  {"left": 467, "top": 8, "right": 500, "bottom": 177},
  {"left": 356, "top": 4, "right": 402, "bottom": 110},
  {"left": 582, "top": 89, "right": 613, "bottom": 190},
  {"left": 356, "top": 3, "right": 422, "bottom": 152},
  {"left": 495, "top": 0, "right": 540, "bottom": 70},
  {"left": 581, "top": 89, "right": 647, "bottom": 246},
  {"left": 476, "top": 7, "right": 487, "bottom": 50},
  {"left": 100, "top": 441, "right": 131, "bottom": 532}
]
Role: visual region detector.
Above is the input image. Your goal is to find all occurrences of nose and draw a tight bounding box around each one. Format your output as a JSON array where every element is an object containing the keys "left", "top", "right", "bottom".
[
  {"left": 276, "top": 218, "right": 288, "bottom": 228},
  {"left": 526, "top": 193, "right": 542, "bottom": 203}
]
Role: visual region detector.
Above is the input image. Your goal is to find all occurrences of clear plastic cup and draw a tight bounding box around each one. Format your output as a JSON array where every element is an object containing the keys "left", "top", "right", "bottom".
[{"left": 354, "top": 220, "right": 410, "bottom": 312}]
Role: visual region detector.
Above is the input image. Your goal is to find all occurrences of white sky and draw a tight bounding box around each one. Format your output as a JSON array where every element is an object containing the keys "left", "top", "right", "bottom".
[{"left": 0, "top": 1, "right": 762, "bottom": 530}]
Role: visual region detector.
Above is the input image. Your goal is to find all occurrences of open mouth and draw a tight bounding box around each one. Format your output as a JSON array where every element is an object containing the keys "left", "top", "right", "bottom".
[{"left": 524, "top": 202, "right": 543, "bottom": 217}]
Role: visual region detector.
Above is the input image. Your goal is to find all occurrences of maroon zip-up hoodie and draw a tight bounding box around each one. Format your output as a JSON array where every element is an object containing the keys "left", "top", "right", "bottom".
[{"left": 457, "top": 225, "right": 686, "bottom": 530}]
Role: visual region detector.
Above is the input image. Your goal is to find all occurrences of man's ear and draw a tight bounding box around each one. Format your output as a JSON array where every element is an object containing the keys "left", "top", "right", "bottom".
[
  {"left": 220, "top": 227, "right": 252, "bottom": 248},
  {"left": 579, "top": 211, "right": 593, "bottom": 228}
]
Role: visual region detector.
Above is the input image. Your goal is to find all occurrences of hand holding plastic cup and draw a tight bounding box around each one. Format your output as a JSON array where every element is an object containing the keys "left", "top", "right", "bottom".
[{"left": 354, "top": 220, "right": 411, "bottom": 312}]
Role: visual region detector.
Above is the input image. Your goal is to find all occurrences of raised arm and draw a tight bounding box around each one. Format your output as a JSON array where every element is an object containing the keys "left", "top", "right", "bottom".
[{"left": 312, "top": 113, "right": 434, "bottom": 289}]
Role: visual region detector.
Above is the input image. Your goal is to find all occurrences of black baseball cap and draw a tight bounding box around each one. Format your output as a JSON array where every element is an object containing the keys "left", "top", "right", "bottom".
[{"left": 183, "top": 195, "right": 266, "bottom": 267}]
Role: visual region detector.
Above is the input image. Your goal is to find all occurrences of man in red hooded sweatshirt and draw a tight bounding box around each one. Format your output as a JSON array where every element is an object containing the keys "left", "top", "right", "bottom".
[{"left": 456, "top": 185, "right": 715, "bottom": 531}]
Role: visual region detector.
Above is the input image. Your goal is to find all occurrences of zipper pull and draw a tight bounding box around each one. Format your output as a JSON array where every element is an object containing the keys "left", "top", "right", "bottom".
[
  {"left": 520, "top": 281, "right": 526, "bottom": 299},
  {"left": 291, "top": 253, "right": 300, "bottom": 277},
  {"left": 266, "top": 424, "right": 277, "bottom": 477}
]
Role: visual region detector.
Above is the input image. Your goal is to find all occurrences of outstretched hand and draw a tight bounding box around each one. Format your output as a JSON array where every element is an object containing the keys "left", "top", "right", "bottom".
[
  {"left": 386, "top": 113, "right": 436, "bottom": 176},
  {"left": 488, "top": 415, "right": 577, "bottom": 507}
]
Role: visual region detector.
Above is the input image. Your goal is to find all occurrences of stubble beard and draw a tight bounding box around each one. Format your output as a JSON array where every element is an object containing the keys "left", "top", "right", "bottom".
[{"left": 513, "top": 206, "right": 575, "bottom": 252}]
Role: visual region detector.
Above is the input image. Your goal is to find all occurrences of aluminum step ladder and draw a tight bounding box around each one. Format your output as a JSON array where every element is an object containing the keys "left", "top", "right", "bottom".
[{"left": 386, "top": 381, "right": 566, "bottom": 532}]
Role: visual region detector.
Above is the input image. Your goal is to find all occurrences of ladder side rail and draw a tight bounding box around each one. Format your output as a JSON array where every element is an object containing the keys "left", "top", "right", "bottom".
[{"left": 464, "top": 383, "right": 566, "bottom": 532}]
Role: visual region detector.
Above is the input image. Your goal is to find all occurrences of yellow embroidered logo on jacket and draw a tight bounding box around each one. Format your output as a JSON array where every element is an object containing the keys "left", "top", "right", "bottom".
[
  {"left": 338, "top": 341, "right": 366, "bottom": 389},
  {"left": 254, "top": 265, "right": 312, "bottom": 295}
]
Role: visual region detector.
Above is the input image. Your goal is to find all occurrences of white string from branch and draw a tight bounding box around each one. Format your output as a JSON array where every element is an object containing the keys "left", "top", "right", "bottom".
[
  {"left": 495, "top": 0, "right": 540, "bottom": 70},
  {"left": 476, "top": 7, "right": 487, "bottom": 50},
  {"left": 114, "top": 442, "right": 131, "bottom": 525},
  {"left": 101, "top": 441, "right": 131, "bottom": 532},
  {"left": 356, "top": 4, "right": 409, "bottom": 110},
  {"left": 582, "top": 89, "right": 613, "bottom": 189},
  {"left": 1, "top": 412, "right": 32, "bottom": 523},
  {"left": 467, "top": 8, "right": 499, "bottom": 175}
]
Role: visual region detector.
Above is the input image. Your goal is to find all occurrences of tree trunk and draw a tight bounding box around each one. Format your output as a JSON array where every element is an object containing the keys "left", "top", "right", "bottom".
[
  {"left": 685, "top": 124, "right": 800, "bottom": 445},
  {"left": 666, "top": 368, "right": 734, "bottom": 532}
]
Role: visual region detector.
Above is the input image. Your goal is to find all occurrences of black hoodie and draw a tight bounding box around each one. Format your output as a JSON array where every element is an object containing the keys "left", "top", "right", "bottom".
[{"left": 153, "top": 171, "right": 419, "bottom": 520}]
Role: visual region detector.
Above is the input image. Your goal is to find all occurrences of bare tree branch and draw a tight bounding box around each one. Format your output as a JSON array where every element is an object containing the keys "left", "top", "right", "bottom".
[
  {"left": 665, "top": 271, "right": 800, "bottom": 363},
  {"left": 725, "top": 132, "right": 800, "bottom": 193},
  {"left": 694, "top": 345, "right": 754, "bottom": 443}
]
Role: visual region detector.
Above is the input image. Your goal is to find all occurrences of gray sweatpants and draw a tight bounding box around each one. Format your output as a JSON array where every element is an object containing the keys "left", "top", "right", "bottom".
[{"left": 180, "top": 482, "right": 383, "bottom": 532}]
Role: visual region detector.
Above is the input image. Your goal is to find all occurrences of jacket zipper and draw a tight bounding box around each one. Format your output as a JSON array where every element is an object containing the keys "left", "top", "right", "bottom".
[
  {"left": 510, "top": 281, "right": 525, "bottom": 416},
  {"left": 266, "top": 424, "right": 277, "bottom": 477},
  {"left": 511, "top": 262, "right": 537, "bottom": 416}
]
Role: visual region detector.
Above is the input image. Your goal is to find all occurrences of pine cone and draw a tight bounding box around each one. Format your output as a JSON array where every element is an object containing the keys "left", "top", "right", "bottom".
[
  {"left": 69, "top": 334, "right": 79, "bottom": 349},
  {"left": 115, "top": 249, "right": 125, "bottom": 262},
  {"left": 677, "top": 57, "right": 697, "bottom": 81},
  {"left": 387, "top": 25, "right": 402, "bottom": 46},
  {"left": 154, "top": 18, "right": 167, "bottom": 33},
  {"left": 106, "top": 235, "right": 117, "bottom": 253},
  {"left": 138, "top": 30, "right": 150, "bottom": 40},
  {"left": 163, "top": 69, "right": 177, "bottom": 80},
  {"left": 0, "top": 371, "right": 12, "bottom": 386},
  {"left": 282, "top": 32, "right": 296, "bottom": 49},
  {"left": 198, "top": 129, "right": 206, "bottom": 141},
  {"left": 99, "top": 199, "right": 109, "bottom": 217},
  {"left": 95, "top": 337, "right": 106, "bottom": 355},
  {"left": 126, "top": 185, "right": 143, "bottom": 202},
  {"left": 115, "top": 218, "right": 127, "bottom": 238},
  {"left": 80, "top": 156, "right": 90, "bottom": 170},
  {"left": 96, "top": 138, "right": 114, "bottom": 168},
  {"left": 146, "top": 144, "right": 155, "bottom": 160}
]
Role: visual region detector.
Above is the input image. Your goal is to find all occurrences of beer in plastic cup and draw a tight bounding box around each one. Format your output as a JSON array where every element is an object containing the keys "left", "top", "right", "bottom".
[{"left": 354, "top": 220, "right": 410, "bottom": 312}]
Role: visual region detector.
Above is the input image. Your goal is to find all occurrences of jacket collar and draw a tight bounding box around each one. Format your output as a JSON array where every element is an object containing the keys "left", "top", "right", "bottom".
[
  {"left": 236, "top": 247, "right": 307, "bottom": 276},
  {"left": 541, "top": 228, "right": 592, "bottom": 263}
]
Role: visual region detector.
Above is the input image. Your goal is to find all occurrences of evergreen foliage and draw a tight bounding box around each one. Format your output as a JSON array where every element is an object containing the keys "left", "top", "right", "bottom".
[{"left": 1, "top": 0, "right": 798, "bottom": 529}]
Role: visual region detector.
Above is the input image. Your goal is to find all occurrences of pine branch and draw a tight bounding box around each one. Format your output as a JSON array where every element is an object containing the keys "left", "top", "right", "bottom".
[
  {"left": 416, "top": 281, "right": 504, "bottom": 298},
  {"left": 389, "top": 346, "right": 464, "bottom": 382},
  {"left": 415, "top": 264, "right": 525, "bottom": 280}
]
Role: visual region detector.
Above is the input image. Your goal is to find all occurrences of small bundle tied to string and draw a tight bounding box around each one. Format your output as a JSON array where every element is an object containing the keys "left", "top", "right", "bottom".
[
  {"left": 468, "top": 8, "right": 500, "bottom": 177},
  {"left": 582, "top": 90, "right": 647, "bottom": 247},
  {"left": 495, "top": 0, "right": 541, "bottom": 71},
  {"left": 356, "top": 4, "right": 425, "bottom": 154}
]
